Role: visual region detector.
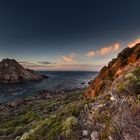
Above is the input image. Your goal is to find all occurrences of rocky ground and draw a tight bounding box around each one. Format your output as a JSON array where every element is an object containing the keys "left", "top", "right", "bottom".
[{"left": 0, "top": 88, "right": 89, "bottom": 140}]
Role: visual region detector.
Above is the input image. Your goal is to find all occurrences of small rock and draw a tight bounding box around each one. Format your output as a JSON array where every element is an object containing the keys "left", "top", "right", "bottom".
[
  {"left": 88, "top": 80, "right": 92, "bottom": 85},
  {"left": 90, "top": 131, "right": 99, "bottom": 140},
  {"left": 15, "top": 136, "right": 21, "bottom": 140},
  {"left": 108, "top": 136, "right": 113, "bottom": 140},
  {"left": 123, "top": 133, "right": 134, "bottom": 140},
  {"left": 10, "top": 102, "right": 17, "bottom": 107},
  {"left": 110, "top": 96, "right": 116, "bottom": 101},
  {"left": 82, "top": 130, "right": 89, "bottom": 137}
]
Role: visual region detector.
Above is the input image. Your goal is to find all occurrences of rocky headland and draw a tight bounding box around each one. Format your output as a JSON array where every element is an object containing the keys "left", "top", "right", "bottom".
[
  {"left": 85, "top": 43, "right": 140, "bottom": 98},
  {"left": 0, "top": 58, "right": 47, "bottom": 83},
  {"left": 82, "top": 43, "right": 140, "bottom": 140}
]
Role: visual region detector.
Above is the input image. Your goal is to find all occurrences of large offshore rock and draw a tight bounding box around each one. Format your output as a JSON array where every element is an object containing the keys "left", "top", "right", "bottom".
[{"left": 0, "top": 58, "right": 47, "bottom": 83}]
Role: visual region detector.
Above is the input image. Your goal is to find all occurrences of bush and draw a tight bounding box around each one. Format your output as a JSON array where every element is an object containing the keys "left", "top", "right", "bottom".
[
  {"left": 62, "top": 116, "right": 78, "bottom": 131},
  {"left": 62, "top": 116, "right": 78, "bottom": 137}
]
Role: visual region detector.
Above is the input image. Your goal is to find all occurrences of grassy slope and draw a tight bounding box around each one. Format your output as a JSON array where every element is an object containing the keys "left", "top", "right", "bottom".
[{"left": 0, "top": 90, "right": 91, "bottom": 140}]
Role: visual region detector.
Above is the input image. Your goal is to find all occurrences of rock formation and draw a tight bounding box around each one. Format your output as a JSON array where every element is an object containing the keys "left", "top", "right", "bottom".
[
  {"left": 85, "top": 43, "right": 140, "bottom": 99},
  {"left": 0, "top": 58, "right": 47, "bottom": 83},
  {"left": 82, "top": 43, "right": 140, "bottom": 139}
]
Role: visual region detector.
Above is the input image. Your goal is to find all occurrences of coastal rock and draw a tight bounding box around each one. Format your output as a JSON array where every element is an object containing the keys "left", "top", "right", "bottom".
[
  {"left": 82, "top": 43, "right": 140, "bottom": 140},
  {"left": 0, "top": 58, "right": 47, "bottom": 83},
  {"left": 90, "top": 131, "right": 99, "bottom": 140},
  {"left": 82, "top": 130, "right": 89, "bottom": 137},
  {"left": 85, "top": 43, "right": 140, "bottom": 99}
]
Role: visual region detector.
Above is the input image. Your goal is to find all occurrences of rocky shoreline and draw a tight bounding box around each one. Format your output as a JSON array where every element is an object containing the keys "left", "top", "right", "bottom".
[
  {"left": 0, "top": 88, "right": 84, "bottom": 106},
  {"left": 0, "top": 88, "right": 87, "bottom": 140}
]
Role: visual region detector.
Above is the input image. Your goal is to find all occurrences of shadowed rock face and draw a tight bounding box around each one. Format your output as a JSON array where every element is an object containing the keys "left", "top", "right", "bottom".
[
  {"left": 85, "top": 43, "right": 140, "bottom": 99},
  {"left": 0, "top": 58, "right": 46, "bottom": 83}
]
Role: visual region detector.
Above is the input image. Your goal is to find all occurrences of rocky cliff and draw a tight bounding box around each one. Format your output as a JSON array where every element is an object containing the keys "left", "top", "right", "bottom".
[
  {"left": 0, "top": 58, "right": 47, "bottom": 83},
  {"left": 81, "top": 44, "right": 140, "bottom": 139},
  {"left": 85, "top": 43, "right": 140, "bottom": 99}
]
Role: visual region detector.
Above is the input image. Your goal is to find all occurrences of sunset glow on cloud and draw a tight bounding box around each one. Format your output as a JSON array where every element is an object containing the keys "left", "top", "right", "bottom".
[
  {"left": 87, "top": 43, "right": 121, "bottom": 57},
  {"left": 17, "top": 39, "right": 140, "bottom": 71},
  {"left": 87, "top": 50, "right": 96, "bottom": 57},
  {"left": 18, "top": 42, "right": 122, "bottom": 71},
  {"left": 128, "top": 38, "right": 140, "bottom": 48},
  {"left": 62, "top": 53, "right": 76, "bottom": 62}
]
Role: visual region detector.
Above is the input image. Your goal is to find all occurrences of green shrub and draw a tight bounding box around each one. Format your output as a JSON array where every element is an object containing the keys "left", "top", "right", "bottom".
[
  {"left": 117, "top": 82, "right": 127, "bottom": 91},
  {"left": 20, "top": 111, "right": 38, "bottom": 123},
  {"left": 133, "top": 67, "right": 140, "bottom": 76},
  {"left": 62, "top": 116, "right": 78, "bottom": 131},
  {"left": 61, "top": 116, "right": 78, "bottom": 137}
]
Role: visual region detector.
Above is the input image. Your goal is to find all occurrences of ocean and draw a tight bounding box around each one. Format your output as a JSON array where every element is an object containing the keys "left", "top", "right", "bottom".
[{"left": 0, "top": 71, "right": 98, "bottom": 103}]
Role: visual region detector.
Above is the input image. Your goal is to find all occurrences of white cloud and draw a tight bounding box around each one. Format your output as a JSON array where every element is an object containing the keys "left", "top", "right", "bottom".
[
  {"left": 87, "top": 50, "right": 96, "bottom": 57},
  {"left": 62, "top": 53, "right": 76, "bottom": 62},
  {"left": 87, "top": 43, "right": 121, "bottom": 57}
]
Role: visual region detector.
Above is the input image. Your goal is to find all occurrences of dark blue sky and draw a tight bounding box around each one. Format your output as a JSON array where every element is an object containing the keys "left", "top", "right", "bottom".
[{"left": 0, "top": 0, "right": 140, "bottom": 70}]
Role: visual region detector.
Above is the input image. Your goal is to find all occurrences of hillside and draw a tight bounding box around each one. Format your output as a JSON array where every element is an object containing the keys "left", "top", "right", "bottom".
[
  {"left": 81, "top": 44, "right": 140, "bottom": 139},
  {"left": 85, "top": 43, "right": 140, "bottom": 98},
  {"left": 0, "top": 58, "right": 47, "bottom": 83},
  {"left": 81, "top": 67, "right": 140, "bottom": 140}
]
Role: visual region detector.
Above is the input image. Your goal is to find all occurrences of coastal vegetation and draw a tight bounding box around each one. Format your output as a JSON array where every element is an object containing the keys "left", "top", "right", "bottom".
[{"left": 0, "top": 90, "right": 91, "bottom": 140}]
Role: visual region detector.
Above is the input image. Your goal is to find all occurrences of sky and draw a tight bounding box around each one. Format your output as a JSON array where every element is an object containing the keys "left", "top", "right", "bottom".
[{"left": 0, "top": 0, "right": 140, "bottom": 71}]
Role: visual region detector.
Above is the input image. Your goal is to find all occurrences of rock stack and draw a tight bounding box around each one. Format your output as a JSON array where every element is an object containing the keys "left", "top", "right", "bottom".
[{"left": 0, "top": 58, "right": 47, "bottom": 83}]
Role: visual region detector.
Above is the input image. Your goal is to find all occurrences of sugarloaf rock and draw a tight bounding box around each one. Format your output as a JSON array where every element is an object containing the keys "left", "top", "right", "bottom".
[{"left": 0, "top": 58, "right": 47, "bottom": 83}]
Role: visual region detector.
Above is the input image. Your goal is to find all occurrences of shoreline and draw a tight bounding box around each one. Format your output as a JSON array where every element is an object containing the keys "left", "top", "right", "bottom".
[
  {"left": 0, "top": 70, "right": 96, "bottom": 103},
  {"left": 0, "top": 88, "right": 85, "bottom": 106},
  {"left": 0, "top": 88, "right": 86, "bottom": 139}
]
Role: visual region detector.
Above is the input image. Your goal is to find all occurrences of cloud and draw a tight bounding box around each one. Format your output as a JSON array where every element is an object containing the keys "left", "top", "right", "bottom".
[
  {"left": 62, "top": 53, "right": 76, "bottom": 62},
  {"left": 19, "top": 60, "right": 102, "bottom": 71},
  {"left": 50, "top": 63, "right": 103, "bottom": 71},
  {"left": 128, "top": 38, "right": 140, "bottom": 48},
  {"left": 19, "top": 61, "right": 40, "bottom": 68},
  {"left": 100, "top": 46, "right": 113, "bottom": 55},
  {"left": 37, "top": 61, "right": 56, "bottom": 65},
  {"left": 19, "top": 61, "right": 35, "bottom": 66},
  {"left": 114, "top": 43, "right": 121, "bottom": 51},
  {"left": 87, "top": 50, "right": 96, "bottom": 57},
  {"left": 87, "top": 43, "right": 121, "bottom": 57},
  {"left": 19, "top": 61, "right": 56, "bottom": 70}
]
